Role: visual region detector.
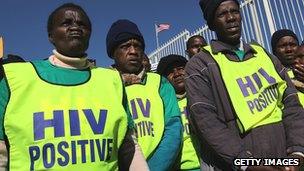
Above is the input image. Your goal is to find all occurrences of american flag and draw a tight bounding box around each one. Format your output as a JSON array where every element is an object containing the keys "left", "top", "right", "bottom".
[{"left": 156, "top": 23, "right": 170, "bottom": 33}]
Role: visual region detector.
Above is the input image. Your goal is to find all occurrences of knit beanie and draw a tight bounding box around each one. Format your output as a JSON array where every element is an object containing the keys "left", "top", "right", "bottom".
[
  {"left": 156, "top": 54, "right": 188, "bottom": 77},
  {"left": 106, "top": 19, "right": 145, "bottom": 58},
  {"left": 271, "top": 29, "right": 299, "bottom": 54},
  {"left": 199, "top": 0, "right": 239, "bottom": 31}
]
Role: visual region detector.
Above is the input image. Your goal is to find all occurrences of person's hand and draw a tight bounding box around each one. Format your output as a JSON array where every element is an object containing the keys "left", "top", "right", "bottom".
[
  {"left": 293, "top": 63, "right": 304, "bottom": 83},
  {"left": 283, "top": 166, "right": 299, "bottom": 171},
  {"left": 283, "top": 154, "right": 304, "bottom": 171},
  {"left": 246, "top": 166, "right": 284, "bottom": 171}
]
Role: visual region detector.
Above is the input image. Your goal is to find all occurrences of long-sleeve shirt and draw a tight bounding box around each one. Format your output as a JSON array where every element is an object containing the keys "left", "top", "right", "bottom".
[
  {"left": 184, "top": 40, "right": 304, "bottom": 170},
  {"left": 146, "top": 76, "right": 182, "bottom": 171}
]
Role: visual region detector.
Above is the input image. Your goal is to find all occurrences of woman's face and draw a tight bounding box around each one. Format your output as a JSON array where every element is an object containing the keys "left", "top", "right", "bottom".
[
  {"left": 48, "top": 7, "right": 91, "bottom": 57},
  {"left": 275, "top": 36, "right": 298, "bottom": 67}
]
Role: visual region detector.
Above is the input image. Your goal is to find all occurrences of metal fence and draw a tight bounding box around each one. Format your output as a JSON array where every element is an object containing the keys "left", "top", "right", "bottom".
[{"left": 148, "top": 0, "right": 304, "bottom": 71}]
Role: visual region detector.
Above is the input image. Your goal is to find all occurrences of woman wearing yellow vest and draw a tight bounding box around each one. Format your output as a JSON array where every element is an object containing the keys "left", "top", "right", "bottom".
[
  {"left": 0, "top": 3, "right": 148, "bottom": 171},
  {"left": 271, "top": 29, "right": 299, "bottom": 75},
  {"left": 271, "top": 29, "right": 304, "bottom": 107},
  {"left": 106, "top": 19, "right": 182, "bottom": 171},
  {"left": 157, "top": 54, "right": 201, "bottom": 171},
  {"left": 185, "top": 0, "right": 304, "bottom": 170}
]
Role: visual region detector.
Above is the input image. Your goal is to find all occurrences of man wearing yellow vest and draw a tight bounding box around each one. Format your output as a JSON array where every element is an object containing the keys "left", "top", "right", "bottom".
[
  {"left": 0, "top": 3, "right": 148, "bottom": 171},
  {"left": 106, "top": 19, "right": 182, "bottom": 171},
  {"left": 157, "top": 54, "right": 201, "bottom": 171},
  {"left": 185, "top": 0, "right": 304, "bottom": 170}
]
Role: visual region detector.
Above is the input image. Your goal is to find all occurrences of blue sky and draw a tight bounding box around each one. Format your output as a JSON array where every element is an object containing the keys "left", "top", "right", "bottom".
[{"left": 0, "top": 0, "right": 205, "bottom": 67}]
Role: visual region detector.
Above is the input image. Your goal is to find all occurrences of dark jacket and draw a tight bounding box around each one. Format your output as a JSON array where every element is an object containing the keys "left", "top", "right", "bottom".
[{"left": 184, "top": 40, "right": 304, "bottom": 170}]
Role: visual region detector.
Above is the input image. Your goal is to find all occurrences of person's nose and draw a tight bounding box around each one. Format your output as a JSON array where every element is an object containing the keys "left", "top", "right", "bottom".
[
  {"left": 69, "top": 22, "right": 82, "bottom": 31},
  {"left": 128, "top": 45, "right": 137, "bottom": 54},
  {"left": 173, "top": 69, "right": 181, "bottom": 78},
  {"left": 226, "top": 12, "right": 236, "bottom": 22},
  {"left": 285, "top": 45, "right": 293, "bottom": 53}
]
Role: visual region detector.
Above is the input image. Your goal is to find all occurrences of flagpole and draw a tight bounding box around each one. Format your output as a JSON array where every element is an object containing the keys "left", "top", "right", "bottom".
[
  {"left": 154, "top": 22, "right": 159, "bottom": 49},
  {"left": 0, "top": 37, "right": 3, "bottom": 59}
]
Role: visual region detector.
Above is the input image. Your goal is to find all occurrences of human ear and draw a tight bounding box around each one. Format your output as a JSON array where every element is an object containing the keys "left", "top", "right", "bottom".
[{"left": 48, "top": 32, "right": 55, "bottom": 44}]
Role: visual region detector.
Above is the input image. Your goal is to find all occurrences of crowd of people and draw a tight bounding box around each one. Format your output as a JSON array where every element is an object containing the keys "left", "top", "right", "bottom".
[{"left": 0, "top": 0, "right": 304, "bottom": 171}]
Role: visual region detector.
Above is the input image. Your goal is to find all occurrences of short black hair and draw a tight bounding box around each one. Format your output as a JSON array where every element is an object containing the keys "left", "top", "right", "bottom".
[
  {"left": 47, "top": 3, "right": 91, "bottom": 33},
  {"left": 186, "top": 35, "right": 207, "bottom": 49}
]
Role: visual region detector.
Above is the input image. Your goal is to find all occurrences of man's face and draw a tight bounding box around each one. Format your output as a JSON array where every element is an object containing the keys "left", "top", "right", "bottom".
[
  {"left": 167, "top": 64, "right": 186, "bottom": 94},
  {"left": 49, "top": 8, "right": 91, "bottom": 57},
  {"left": 213, "top": 1, "right": 242, "bottom": 45},
  {"left": 187, "top": 37, "right": 207, "bottom": 58},
  {"left": 275, "top": 36, "right": 298, "bottom": 67},
  {"left": 113, "top": 39, "right": 144, "bottom": 74}
]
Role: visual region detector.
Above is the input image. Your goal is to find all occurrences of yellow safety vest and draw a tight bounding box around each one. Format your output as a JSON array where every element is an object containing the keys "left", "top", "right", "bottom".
[
  {"left": 3, "top": 62, "right": 128, "bottom": 171},
  {"left": 126, "top": 73, "right": 164, "bottom": 159},
  {"left": 287, "top": 69, "right": 295, "bottom": 79},
  {"left": 297, "top": 92, "right": 304, "bottom": 106},
  {"left": 178, "top": 98, "right": 200, "bottom": 170},
  {"left": 204, "top": 45, "right": 287, "bottom": 133}
]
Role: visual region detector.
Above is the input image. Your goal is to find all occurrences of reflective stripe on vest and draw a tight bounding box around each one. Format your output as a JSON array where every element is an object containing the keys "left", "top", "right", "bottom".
[
  {"left": 126, "top": 73, "right": 164, "bottom": 159},
  {"left": 204, "top": 45, "right": 287, "bottom": 133},
  {"left": 4, "top": 62, "right": 128, "bottom": 171},
  {"left": 178, "top": 98, "right": 200, "bottom": 170},
  {"left": 297, "top": 92, "right": 304, "bottom": 106},
  {"left": 287, "top": 69, "right": 295, "bottom": 79}
]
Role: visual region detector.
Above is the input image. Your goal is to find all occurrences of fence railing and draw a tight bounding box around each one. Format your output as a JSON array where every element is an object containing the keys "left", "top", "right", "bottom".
[
  {"left": 149, "top": 30, "right": 190, "bottom": 70},
  {"left": 148, "top": 0, "right": 304, "bottom": 71}
]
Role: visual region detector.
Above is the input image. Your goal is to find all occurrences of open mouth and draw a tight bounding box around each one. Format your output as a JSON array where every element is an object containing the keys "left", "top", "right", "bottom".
[
  {"left": 227, "top": 26, "right": 239, "bottom": 32},
  {"left": 226, "top": 23, "right": 240, "bottom": 32},
  {"left": 128, "top": 58, "right": 140, "bottom": 65},
  {"left": 129, "top": 60, "right": 139, "bottom": 64}
]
